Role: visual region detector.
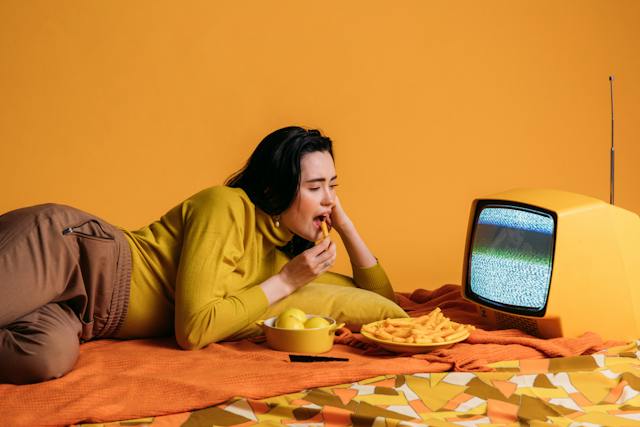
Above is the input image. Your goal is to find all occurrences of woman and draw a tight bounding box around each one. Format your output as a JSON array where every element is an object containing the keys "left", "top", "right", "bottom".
[{"left": 0, "top": 126, "right": 399, "bottom": 384}]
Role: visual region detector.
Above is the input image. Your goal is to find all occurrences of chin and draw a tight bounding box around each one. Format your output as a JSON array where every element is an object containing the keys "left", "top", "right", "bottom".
[
  {"left": 302, "top": 231, "right": 319, "bottom": 242},
  {"left": 291, "top": 230, "right": 313, "bottom": 242},
  {"left": 302, "top": 234, "right": 316, "bottom": 242}
]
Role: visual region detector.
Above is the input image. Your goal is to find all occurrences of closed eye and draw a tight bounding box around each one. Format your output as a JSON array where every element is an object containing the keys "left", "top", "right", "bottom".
[{"left": 309, "top": 184, "right": 338, "bottom": 191}]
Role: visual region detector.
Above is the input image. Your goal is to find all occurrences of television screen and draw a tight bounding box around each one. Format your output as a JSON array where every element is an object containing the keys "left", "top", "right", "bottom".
[{"left": 468, "top": 202, "right": 556, "bottom": 315}]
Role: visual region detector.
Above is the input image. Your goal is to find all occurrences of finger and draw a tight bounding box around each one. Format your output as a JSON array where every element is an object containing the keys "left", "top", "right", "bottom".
[
  {"left": 323, "top": 239, "right": 335, "bottom": 254},
  {"left": 325, "top": 255, "right": 336, "bottom": 271},
  {"left": 312, "top": 238, "right": 332, "bottom": 256},
  {"left": 309, "top": 237, "right": 331, "bottom": 254},
  {"left": 311, "top": 245, "right": 333, "bottom": 270},
  {"left": 316, "top": 240, "right": 335, "bottom": 258},
  {"left": 315, "top": 248, "right": 333, "bottom": 266},
  {"left": 321, "top": 250, "right": 336, "bottom": 265},
  {"left": 319, "top": 257, "right": 334, "bottom": 272},
  {"left": 319, "top": 237, "right": 331, "bottom": 249}
]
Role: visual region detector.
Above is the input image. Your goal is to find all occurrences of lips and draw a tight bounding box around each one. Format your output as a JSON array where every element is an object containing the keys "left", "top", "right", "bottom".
[{"left": 313, "top": 214, "right": 332, "bottom": 231}]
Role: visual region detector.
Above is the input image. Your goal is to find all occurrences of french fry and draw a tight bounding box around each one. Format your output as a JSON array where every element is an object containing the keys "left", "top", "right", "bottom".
[
  {"left": 390, "top": 328, "right": 412, "bottom": 338},
  {"left": 321, "top": 220, "right": 329, "bottom": 238},
  {"left": 362, "top": 308, "right": 475, "bottom": 347},
  {"left": 441, "top": 330, "right": 470, "bottom": 341},
  {"left": 386, "top": 318, "right": 412, "bottom": 326},
  {"left": 314, "top": 220, "right": 330, "bottom": 245},
  {"left": 374, "top": 330, "right": 393, "bottom": 340}
]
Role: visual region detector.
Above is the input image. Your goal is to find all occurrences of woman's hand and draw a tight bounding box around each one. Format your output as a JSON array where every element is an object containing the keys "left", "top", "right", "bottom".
[
  {"left": 329, "top": 195, "right": 353, "bottom": 234},
  {"left": 328, "top": 195, "right": 378, "bottom": 269},
  {"left": 278, "top": 238, "right": 336, "bottom": 289}
]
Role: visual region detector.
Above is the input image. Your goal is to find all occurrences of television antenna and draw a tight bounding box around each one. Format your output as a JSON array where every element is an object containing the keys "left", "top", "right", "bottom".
[{"left": 609, "top": 75, "right": 615, "bottom": 205}]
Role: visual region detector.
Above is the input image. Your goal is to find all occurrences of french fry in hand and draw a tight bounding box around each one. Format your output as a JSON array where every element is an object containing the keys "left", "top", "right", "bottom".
[
  {"left": 315, "top": 220, "right": 330, "bottom": 245},
  {"left": 363, "top": 308, "right": 475, "bottom": 345}
]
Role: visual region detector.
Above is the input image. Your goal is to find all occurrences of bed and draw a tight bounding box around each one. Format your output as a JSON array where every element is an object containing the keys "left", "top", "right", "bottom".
[{"left": 2, "top": 285, "right": 638, "bottom": 427}]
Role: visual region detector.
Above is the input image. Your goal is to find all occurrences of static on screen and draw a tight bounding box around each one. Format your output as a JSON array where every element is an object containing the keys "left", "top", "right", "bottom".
[{"left": 470, "top": 206, "right": 555, "bottom": 311}]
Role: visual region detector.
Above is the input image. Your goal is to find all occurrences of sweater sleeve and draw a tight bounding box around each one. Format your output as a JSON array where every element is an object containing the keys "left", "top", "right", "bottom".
[
  {"left": 174, "top": 189, "right": 269, "bottom": 350},
  {"left": 351, "top": 261, "right": 397, "bottom": 302}
]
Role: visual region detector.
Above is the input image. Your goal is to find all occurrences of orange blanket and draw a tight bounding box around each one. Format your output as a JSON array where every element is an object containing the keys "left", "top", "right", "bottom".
[{"left": 0, "top": 285, "right": 620, "bottom": 426}]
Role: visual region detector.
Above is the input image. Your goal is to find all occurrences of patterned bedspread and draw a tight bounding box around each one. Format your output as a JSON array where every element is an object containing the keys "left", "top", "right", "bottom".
[{"left": 77, "top": 341, "right": 640, "bottom": 427}]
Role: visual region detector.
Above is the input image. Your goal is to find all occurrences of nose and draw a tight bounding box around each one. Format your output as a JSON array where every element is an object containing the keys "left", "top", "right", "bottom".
[{"left": 321, "top": 186, "right": 335, "bottom": 207}]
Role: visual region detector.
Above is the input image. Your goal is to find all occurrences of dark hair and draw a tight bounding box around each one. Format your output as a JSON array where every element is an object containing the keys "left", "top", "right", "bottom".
[{"left": 225, "top": 126, "right": 334, "bottom": 256}]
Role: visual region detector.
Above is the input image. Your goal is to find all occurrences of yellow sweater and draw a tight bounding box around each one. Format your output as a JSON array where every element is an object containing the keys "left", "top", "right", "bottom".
[{"left": 115, "top": 186, "right": 394, "bottom": 349}]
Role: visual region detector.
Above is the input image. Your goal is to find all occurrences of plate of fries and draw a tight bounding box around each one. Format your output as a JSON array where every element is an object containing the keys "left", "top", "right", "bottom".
[{"left": 360, "top": 308, "right": 475, "bottom": 353}]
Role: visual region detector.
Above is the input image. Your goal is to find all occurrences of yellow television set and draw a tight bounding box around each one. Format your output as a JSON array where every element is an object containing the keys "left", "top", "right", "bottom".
[{"left": 462, "top": 188, "right": 640, "bottom": 341}]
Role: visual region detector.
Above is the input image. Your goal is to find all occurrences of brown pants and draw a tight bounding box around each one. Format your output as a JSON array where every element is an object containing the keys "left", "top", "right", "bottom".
[{"left": 0, "top": 204, "right": 131, "bottom": 384}]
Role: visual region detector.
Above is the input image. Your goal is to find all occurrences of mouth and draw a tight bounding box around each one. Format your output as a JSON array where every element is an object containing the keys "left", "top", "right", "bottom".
[{"left": 312, "top": 215, "right": 331, "bottom": 232}]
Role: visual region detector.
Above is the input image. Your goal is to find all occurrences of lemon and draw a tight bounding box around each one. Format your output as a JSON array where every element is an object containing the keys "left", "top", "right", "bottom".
[
  {"left": 278, "top": 308, "right": 307, "bottom": 323},
  {"left": 275, "top": 316, "right": 304, "bottom": 329},
  {"left": 304, "top": 316, "right": 331, "bottom": 329}
]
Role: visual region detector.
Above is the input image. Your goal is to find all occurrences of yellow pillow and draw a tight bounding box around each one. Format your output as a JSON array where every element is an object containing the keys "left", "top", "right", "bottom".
[{"left": 228, "top": 283, "right": 408, "bottom": 340}]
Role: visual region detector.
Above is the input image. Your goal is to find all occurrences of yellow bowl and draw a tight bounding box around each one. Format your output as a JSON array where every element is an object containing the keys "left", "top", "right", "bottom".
[{"left": 257, "top": 315, "right": 344, "bottom": 354}]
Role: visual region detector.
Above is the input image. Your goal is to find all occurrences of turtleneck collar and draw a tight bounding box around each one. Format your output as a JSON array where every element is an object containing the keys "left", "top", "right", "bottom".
[{"left": 255, "top": 208, "right": 294, "bottom": 247}]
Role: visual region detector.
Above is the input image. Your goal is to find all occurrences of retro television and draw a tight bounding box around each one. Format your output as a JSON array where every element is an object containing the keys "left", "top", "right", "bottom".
[{"left": 462, "top": 188, "right": 640, "bottom": 341}]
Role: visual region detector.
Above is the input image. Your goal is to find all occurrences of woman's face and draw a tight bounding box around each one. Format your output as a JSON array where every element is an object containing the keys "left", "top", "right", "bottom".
[{"left": 280, "top": 150, "right": 337, "bottom": 241}]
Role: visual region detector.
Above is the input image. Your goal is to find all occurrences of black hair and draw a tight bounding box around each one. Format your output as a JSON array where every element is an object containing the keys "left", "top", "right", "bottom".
[{"left": 225, "top": 126, "right": 334, "bottom": 257}]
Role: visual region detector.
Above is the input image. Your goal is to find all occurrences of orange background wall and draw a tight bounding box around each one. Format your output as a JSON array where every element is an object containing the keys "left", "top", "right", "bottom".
[{"left": 1, "top": 1, "right": 638, "bottom": 292}]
